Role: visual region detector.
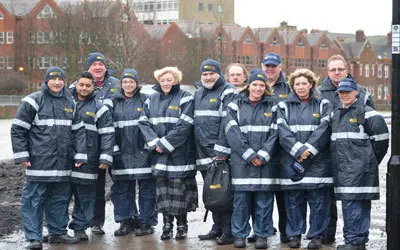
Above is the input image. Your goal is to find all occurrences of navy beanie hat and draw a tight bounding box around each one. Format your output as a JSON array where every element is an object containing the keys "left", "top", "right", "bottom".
[
  {"left": 120, "top": 68, "right": 139, "bottom": 84},
  {"left": 45, "top": 67, "right": 65, "bottom": 83},
  {"left": 248, "top": 68, "right": 267, "bottom": 84},
  {"left": 87, "top": 52, "right": 107, "bottom": 68},
  {"left": 200, "top": 59, "right": 221, "bottom": 75}
]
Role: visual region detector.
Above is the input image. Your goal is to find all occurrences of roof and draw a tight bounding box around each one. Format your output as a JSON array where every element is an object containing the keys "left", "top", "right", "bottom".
[
  {"left": 0, "top": 0, "right": 40, "bottom": 16},
  {"left": 252, "top": 28, "right": 274, "bottom": 42},
  {"left": 341, "top": 42, "right": 365, "bottom": 60},
  {"left": 372, "top": 44, "right": 392, "bottom": 60},
  {"left": 224, "top": 26, "right": 247, "bottom": 41},
  {"left": 278, "top": 30, "right": 299, "bottom": 44},
  {"left": 144, "top": 24, "right": 170, "bottom": 39}
]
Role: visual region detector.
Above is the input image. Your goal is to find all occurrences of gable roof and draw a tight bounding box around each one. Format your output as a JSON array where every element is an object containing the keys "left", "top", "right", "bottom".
[
  {"left": 252, "top": 27, "right": 274, "bottom": 42},
  {"left": 0, "top": 0, "right": 40, "bottom": 16},
  {"left": 144, "top": 24, "right": 170, "bottom": 39},
  {"left": 224, "top": 25, "right": 247, "bottom": 41}
]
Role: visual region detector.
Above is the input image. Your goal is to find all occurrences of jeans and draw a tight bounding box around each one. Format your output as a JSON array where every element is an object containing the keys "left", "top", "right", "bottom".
[
  {"left": 68, "top": 183, "right": 96, "bottom": 230},
  {"left": 342, "top": 200, "right": 371, "bottom": 245}
]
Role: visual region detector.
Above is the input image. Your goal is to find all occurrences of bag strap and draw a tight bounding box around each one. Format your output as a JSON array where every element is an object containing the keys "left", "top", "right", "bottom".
[{"left": 203, "top": 209, "right": 209, "bottom": 222}]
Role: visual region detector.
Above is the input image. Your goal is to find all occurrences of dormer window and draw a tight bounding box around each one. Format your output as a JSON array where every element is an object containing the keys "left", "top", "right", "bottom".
[
  {"left": 321, "top": 40, "right": 327, "bottom": 48},
  {"left": 271, "top": 36, "right": 279, "bottom": 45},
  {"left": 244, "top": 34, "right": 253, "bottom": 44},
  {"left": 296, "top": 38, "right": 304, "bottom": 47},
  {"left": 0, "top": 12, "right": 4, "bottom": 19},
  {"left": 38, "top": 5, "right": 55, "bottom": 19}
]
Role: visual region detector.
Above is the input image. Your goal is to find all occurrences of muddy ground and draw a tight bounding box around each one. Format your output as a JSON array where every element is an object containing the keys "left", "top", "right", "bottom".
[{"left": 0, "top": 160, "right": 24, "bottom": 237}]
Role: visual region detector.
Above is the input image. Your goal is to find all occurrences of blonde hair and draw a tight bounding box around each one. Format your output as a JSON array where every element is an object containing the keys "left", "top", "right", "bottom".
[
  {"left": 243, "top": 81, "right": 273, "bottom": 96},
  {"left": 288, "top": 68, "right": 318, "bottom": 89},
  {"left": 153, "top": 66, "right": 183, "bottom": 83},
  {"left": 225, "top": 63, "right": 249, "bottom": 81}
]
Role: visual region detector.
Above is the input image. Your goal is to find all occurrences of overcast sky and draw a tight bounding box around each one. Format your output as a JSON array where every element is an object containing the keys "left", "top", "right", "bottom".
[{"left": 234, "top": 0, "right": 392, "bottom": 36}]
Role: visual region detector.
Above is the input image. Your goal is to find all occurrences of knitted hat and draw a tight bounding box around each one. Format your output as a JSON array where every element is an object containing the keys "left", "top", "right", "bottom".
[
  {"left": 248, "top": 68, "right": 267, "bottom": 84},
  {"left": 87, "top": 52, "right": 107, "bottom": 68},
  {"left": 45, "top": 67, "right": 65, "bottom": 83},
  {"left": 120, "top": 68, "right": 139, "bottom": 84},
  {"left": 200, "top": 59, "right": 221, "bottom": 75}
]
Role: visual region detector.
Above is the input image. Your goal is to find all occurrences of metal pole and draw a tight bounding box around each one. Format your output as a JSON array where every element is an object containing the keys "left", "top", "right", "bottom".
[{"left": 387, "top": 0, "right": 400, "bottom": 248}]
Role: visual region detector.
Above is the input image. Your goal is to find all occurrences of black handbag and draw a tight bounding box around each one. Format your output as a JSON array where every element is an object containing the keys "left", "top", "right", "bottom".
[{"left": 203, "top": 160, "right": 233, "bottom": 218}]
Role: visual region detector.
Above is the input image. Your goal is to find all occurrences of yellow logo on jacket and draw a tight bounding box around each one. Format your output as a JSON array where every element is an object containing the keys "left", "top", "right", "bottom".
[
  {"left": 312, "top": 113, "right": 320, "bottom": 118},
  {"left": 168, "top": 106, "right": 179, "bottom": 110},
  {"left": 64, "top": 108, "right": 73, "bottom": 113},
  {"left": 137, "top": 108, "right": 143, "bottom": 112},
  {"left": 209, "top": 98, "right": 217, "bottom": 103},
  {"left": 349, "top": 118, "right": 358, "bottom": 123},
  {"left": 209, "top": 184, "right": 222, "bottom": 189},
  {"left": 279, "top": 94, "right": 288, "bottom": 99},
  {"left": 86, "top": 111, "right": 95, "bottom": 117},
  {"left": 110, "top": 88, "right": 117, "bottom": 92},
  {"left": 264, "top": 112, "right": 272, "bottom": 117}
]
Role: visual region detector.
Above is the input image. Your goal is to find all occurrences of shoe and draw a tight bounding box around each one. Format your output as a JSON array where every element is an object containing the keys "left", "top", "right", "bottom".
[
  {"left": 247, "top": 233, "right": 256, "bottom": 243},
  {"left": 114, "top": 220, "right": 133, "bottom": 236},
  {"left": 216, "top": 233, "right": 235, "bottom": 245},
  {"left": 337, "top": 243, "right": 366, "bottom": 250},
  {"left": 48, "top": 234, "right": 79, "bottom": 244},
  {"left": 288, "top": 235, "right": 301, "bottom": 248},
  {"left": 91, "top": 225, "right": 105, "bottom": 235},
  {"left": 27, "top": 240, "right": 42, "bottom": 249},
  {"left": 161, "top": 214, "right": 174, "bottom": 240},
  {"left": 135, "top": 224, "right": 154, "bottom": 236},
  {"left": 129, "top": 218, "right": 140, "bottom": 230},
  {"left": 255, "top": 236, "right": 268, "bottom": 249},
  {"left": 280, "top": 232, "right": 290, "bottom": 243},
  {"left": 198, "top": 230, "right": 222, "bottom": 240},
  {"left": 161, "top": 230, "right": 173, "bottom": 240},
  {"left": 175, "top": 225, "right": 188, "bottom": 240},
  {"left": 74, "top": 230, "right": 89, "bottom": 241},
  {"left": 322, "top": 235, "right": 336, "bottom": 244},
  {"left": 234, "top": 237, "right": 246, "bottom": 248},
  {"left": 307, "top": 238, "right": 322, "bottom": 249},
  {"left": 42, "top": 234, "right": 49, "bottom": 243}
]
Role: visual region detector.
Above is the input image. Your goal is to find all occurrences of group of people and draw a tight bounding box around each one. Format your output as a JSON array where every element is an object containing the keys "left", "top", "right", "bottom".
[{"left": 11, "top": 52, "right": 389, "bottom": 250}]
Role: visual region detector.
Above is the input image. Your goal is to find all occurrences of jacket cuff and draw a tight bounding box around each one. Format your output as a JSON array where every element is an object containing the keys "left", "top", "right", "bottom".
[{"left": 242, "top": 148, "right": 256, "bottom": 163}]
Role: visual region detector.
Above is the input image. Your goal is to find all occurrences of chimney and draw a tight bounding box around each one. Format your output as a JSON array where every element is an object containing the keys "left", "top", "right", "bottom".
[
  {"left": 388, "top": 32, "right": 392, "bottom": 46},
  {"left": 356, "top": 30, "right": 365, "bottom": 42}
]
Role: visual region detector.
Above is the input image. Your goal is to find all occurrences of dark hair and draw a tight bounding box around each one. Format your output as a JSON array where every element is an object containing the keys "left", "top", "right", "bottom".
[{"left": 79, "top": 71, "right": 94, "bottom": 81}]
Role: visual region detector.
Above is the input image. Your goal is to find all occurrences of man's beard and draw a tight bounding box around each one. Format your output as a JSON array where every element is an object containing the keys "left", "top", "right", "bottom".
[{"left": 202, "top": 79, "right": 217, "bottom": 89}]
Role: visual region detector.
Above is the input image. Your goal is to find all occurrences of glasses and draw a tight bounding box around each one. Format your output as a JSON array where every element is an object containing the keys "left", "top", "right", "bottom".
[
  {"left": 328, "top": 68, "right": 346, "bottom": 73},
  {"left": 122, "top": 80, "right": 136, "bottom": 85}
]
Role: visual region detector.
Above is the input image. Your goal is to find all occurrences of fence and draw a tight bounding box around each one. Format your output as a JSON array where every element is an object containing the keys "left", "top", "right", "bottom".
[{"left": 0, "top": 95, "right": 23, "bottom": 106}]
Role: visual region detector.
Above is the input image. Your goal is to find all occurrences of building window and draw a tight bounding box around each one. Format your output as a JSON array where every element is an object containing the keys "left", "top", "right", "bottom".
[
  {"left": 37, "top": 31, "right": 54, "bottom": 44},
  {"left": 372, "top": 64, "right": 375, "bottom": 76},
  {"left": 60, "top": 56, "right": 68, "bottom": 69},
  {"left": 368, "top": 86, "right": 375, "bottom": 98},
  {"left": 198, "top": 3, "right": 204, "bottom": 12},
  {"left": 38, "top": 4, "right": 55, "bottom": 18},
  {"left": 377, "top": 85, "right": 382, "bottom": 100},
  {"left": 208, "top": 3, "right": 213, "bottom": 11},
  {"left": 384, "top": 86, "right": 389, "bottom": 99},
  {"left": 384, "top": 65, "right": 389, "bottom": 79},
  {"left": 37, "top": 57, "right": 55, "bottom": 69},
  {"left": 318, "top": 60, "right": 327, "bottom": 68},
  {"left": 79, "top": 32, "right": 89, "bottom": 44},
  {"left": 6, "top": 32, "right": 13, "bottom": 44},
  {"left": 271, "top": 36, "right": 279, "bottom": 45},
  {"left": 0, "top": 32, "right": 4, "bottom": 44},
  {"left": 378, "top": 64, "right": 382, "bottom": 78},
  {"left": 244, "top": 34, "right": 253, "bottom": 44},
  {"left": 296, "top": 38, "right": 304, "bottom": 47},
  {"left": 27, "top": 57, "right": 35, "bottom": 69},
  {"left": 295, "top": 59, "right": 305, "bottom": 67},
  {"left": 365, "top": 64, "right": 369, "bottom": 77},
  {"left": 28, "top": 32, "right": 35, "bottom": 43},
  {"left": 217, "top": 4, "right": 223, "bottom": 13},
  {"left": 359, "top": 63, "right": 363, "bottom": 76},
  {"left": 321, "top": 40, "right": 328, "bottom": 48},
  {"left": 7, "top": 57, "right": 13, "bottom": 69},
  {"left": 0, "top": 12, "right": 4, "bottom": 19},
  {"left": 0, "top": 57, "right": 4, "bottom": 69}
]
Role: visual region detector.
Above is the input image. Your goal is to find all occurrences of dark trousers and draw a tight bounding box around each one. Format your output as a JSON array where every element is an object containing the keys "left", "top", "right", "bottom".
[
  {"left": 342, "top": 200, "right": 371, "bottom": 245},
  {"left": 275, "top": 190, "right": 287, "bottom": 234},
  {"left": 68, "top": 183, "right": 97, "bottom": 231},
  {"left": 91, "top": 169, "right": 106, "bottom": 227},
  {"left": 21, "top": 181, "right": 71, "bottom": 241},
  {"left": 201, "top": 170, "right": 232, "bottom": 235},
  {"left": 324, "top": 188, "right": 338, "bottom": 238}
]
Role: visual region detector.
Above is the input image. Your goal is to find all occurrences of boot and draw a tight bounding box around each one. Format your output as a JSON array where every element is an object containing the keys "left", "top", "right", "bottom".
[
  {"left": 160, "top": 214, "right": 174, "bottom": 240},
  {"left": 175, "top": 213, "right": 188, "bottom": 240},
  {"left": 27, "top": 240, "right": 42, "bottom": 249},
  {"left": 288, "top": 235, "right": 301, "bottom": 248},
  {"left": 74, "top": 230, "right": 89, "bottom": 241},
  {"left": 114, "top": 220, "right": 133, "bottom": 236},
  {"left": 48, "top": 234, "right": 79, "bottom": 244}
]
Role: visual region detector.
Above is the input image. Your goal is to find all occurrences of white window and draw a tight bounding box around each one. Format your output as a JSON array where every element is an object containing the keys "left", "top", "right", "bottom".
[
  {"left": 244, "top": 34, "right": 253, "bottom": 44},
  {"left": 0, "top": 12, "right": 4, "bottom": 19},
  {"left": 7, "top": 57, "right": 13, "bottom": 69},
  {"left": 38, "top": 5, "right": 55, "bottom": 19},
  {"left": 359, "top": 63, "right": 363, "bottom": 76},
  {"left": 271, "top": 36, "right": 279, "bottom": 45},
  {"left": 79, "top": 32, "right": 89, "bottom": 44},
  {"left": 60, "top": 56, "right": 68, "bottom": 69},
  {"left": 384, "top": 65, "right": 389, "bottom": 79},
  {"left": 217, "top": 4, "right": 223, "bottom": 13},
  {"left": 384, "top": 86, "right": 389, "bottom": 99},
  {"left": 0, "top": 57, "right": 4, "bottom": 69},
  {"left": 369, "top": 86, "right": 375, "bottom": 97},
  {"left": 378, "top": 64, "right": 382, "bottom": 78},
  {"left": 372, "top": 64, "right": 375, "bottom": 76},
  {"left": 37, "top": 57, "right": 55, "bottom": 69},
  {"left": 296, "top": 38, "right": 304, "bottom": 47},
  {"left": 0, "top": 32, "right": 4, "bottom": 44},
  {"left": 6, "top": 32, "right": 13, "bottom": 44},
  {"left": 28, "top": 32, "right": 35, "bottom": 43},
  {"left": 27, "top": 57, "right": 35, "bottom": 69},
  {"left": 377, "top": 85, "right": 382, "bottom": 100},
  {"left": 365, "top": 64, "right": 369, "bottom": 77},
  {"left": 37, "top": 31, "right": 54, "bottom": 44},
  {"left": 77, "top": 57, "right": 85, "bottom": 68}
]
